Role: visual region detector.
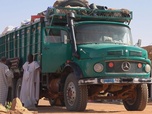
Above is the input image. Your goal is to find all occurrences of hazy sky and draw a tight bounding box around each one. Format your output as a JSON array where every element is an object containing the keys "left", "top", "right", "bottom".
[{"left": 0, "top": 0, "right": 151, "bottom": 46}]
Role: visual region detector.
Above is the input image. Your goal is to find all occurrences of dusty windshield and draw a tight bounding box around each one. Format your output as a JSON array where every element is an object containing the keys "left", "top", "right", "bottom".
[{"left": 75, "top": 24, "right": 133, "bottom": 45}]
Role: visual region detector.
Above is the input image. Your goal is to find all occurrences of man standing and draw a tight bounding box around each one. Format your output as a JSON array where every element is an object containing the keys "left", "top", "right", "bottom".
[
  {"left": 20, "top": 54, "right": 40, "bottom": 108},
  {"left": 0, "top": 57, "right": 14, "bottom": 105},
  {"left": 6, "top": 59, "right": 14, "bottom": 102}
]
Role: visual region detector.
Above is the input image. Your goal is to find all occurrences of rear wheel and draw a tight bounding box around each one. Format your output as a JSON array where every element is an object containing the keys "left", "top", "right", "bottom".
[
  {"left": 123, "top": 84, "right": 148, "bottom": 111},
  {"left": 64, "top": 73, "right": 88, "bottom": 111}
]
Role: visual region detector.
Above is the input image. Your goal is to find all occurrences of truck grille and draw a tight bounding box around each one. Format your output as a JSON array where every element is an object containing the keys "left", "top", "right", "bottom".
[
  {"left": 129, "top": 51, "right": 142, "bottom": 57},
  {"left": 106, "top": 61, "right": 143, "bottom": 73},
  {"left": 107, "top": 50, "right": 142, "bottom": 57}
]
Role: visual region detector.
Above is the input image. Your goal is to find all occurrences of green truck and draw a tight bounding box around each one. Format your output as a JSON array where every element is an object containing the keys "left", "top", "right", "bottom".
[{"left": 0, "top": 0, "right": 152, "bottom": 111}]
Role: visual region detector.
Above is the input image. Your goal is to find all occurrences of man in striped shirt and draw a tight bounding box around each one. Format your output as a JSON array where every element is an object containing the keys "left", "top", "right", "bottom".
[{"left": 0, "top": 57, "right": 14, "bottom": 105}]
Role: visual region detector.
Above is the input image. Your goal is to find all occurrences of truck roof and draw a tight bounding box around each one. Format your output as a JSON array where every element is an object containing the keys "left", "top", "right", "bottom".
[{"left": 46, "top": 7, "right": 132, "bottom": 25}]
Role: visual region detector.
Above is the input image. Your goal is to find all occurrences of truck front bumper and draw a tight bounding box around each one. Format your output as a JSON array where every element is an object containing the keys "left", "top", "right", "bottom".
[{"left": 78, "top": 77, "right": 152, "bottom": 85}]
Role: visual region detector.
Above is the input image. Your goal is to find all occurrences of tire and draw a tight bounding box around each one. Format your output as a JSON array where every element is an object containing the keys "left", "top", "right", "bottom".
[
  {"left": 64, "top": 73, "right": 88, "bottom": 111},
  {"left": 16, "top": 78, "right": 22, "bottom": 98},
  {"left": 58, "top": 0, "right": 89, "bottom": 9},
  {"left": 123, "top": 84, "right": 148, "bottom": 111}
]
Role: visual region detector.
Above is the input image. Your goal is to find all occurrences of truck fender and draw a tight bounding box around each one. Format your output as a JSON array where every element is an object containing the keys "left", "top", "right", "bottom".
[
  {"left": 59, "top": 62, "right": 83, "bottom": 92},
  {"left": 64, "top": 62, "right": 83, "bottom": 79}
]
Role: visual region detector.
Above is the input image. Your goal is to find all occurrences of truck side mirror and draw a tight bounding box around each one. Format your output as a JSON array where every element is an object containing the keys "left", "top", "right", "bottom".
[{"left": 136, "top": 39, "right": 142, "bottom": 47}]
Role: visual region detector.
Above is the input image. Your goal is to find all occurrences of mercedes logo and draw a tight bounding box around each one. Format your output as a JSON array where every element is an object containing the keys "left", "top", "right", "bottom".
[{"left": 121, "top": 62, "right": 131, "bottom": 71}]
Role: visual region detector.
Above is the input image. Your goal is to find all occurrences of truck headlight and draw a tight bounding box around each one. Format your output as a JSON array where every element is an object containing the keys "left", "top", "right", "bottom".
[
  {"left": 94, "top": 63, "right": 104, "bottom": 72},
  {"left": 145, "top": 64, "right": 151, "bottom": 73}
]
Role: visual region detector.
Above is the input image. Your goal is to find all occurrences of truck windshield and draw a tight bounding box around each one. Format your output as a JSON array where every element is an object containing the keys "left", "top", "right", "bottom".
[{"left": 75, "top": 24, "right": 133, "bottom": 45}]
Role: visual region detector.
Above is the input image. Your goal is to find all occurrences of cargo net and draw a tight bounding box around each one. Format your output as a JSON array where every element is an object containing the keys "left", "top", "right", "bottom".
[{"left": 46, "top": 7, "right": 132, "bottom": 24}]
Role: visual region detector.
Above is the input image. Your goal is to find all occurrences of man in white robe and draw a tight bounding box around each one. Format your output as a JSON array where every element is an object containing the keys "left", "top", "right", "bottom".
[
  {"left": 0, "top": 57, "right": 14, "bottom": 105},
  {"left": 20, "top": 54, "right": 40, "bottom": 108}
]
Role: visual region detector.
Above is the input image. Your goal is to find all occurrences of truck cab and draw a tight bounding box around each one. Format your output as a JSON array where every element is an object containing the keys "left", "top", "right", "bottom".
[{"left": 40, "top": 6, "right": 151, "bottom": 111}]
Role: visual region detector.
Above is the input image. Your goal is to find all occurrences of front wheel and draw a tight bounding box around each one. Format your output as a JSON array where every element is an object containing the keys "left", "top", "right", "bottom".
[
  {"left": 123, "top": 84, "right": 148, "bottom": 111},
  {"left": 64, "top": 73, "right": 88, "bottom": 111}
]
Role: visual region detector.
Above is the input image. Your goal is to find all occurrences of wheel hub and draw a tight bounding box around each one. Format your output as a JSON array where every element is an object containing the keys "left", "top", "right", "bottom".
[{"left": 66, "top": 82, "right": 76, "bottom": 106}]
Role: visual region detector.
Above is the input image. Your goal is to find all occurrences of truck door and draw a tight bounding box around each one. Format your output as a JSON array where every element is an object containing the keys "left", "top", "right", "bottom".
[{"left": 42, "top": 27, "right": 72, "bottom": 73}]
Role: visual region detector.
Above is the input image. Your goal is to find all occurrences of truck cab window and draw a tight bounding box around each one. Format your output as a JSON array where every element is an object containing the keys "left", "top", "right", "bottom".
[
  {"left": 44, "top": 29, "right": 69, "bottom": 43},
  {"left": 75, "top": 24, "right": 133, "bottom": 45}
]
